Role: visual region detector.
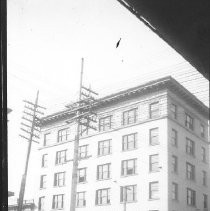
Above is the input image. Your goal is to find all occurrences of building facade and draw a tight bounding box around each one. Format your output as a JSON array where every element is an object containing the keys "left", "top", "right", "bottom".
[
  {"left": 36, "top": 76, "right": 210, "bottom": 211},
  {"left": 8, "top": 198, "right": 35, "bottom": 211}
]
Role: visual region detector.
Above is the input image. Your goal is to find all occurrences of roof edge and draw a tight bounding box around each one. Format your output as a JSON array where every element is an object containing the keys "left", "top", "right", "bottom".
[{"left": 41, "top": 76, "right": 209, "bottom": 125}]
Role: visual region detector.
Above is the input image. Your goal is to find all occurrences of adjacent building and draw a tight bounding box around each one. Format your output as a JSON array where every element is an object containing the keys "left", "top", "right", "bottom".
[
  {"left": 8, "top": 198, "right": 36, "bottom": 211},
  {"left": 36, "top": 76, "right": 210, "bottom": 211}
]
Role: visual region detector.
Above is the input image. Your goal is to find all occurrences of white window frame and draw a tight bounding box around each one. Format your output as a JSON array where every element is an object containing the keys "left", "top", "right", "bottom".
[
  {"left": 120, "top": 185, "right": 137, "bottom": 202},
  {"left": 200, "top": 124, "right": 205, "bottom": 137},
  {"left": 149, "top": 154, "right": 159, "bottom": 172},
  {"left": 172, "top": 182, "right": 178, "bottom": 200},
  {"left": 40, "top": 175, "right": 46, "bottom": 189},
  {"left": 187, "top": 188, "right": 196, "bottom": 206},
  {"left": 79, "top": 145, "right": 88, "bottom": 159},
  {"left": 185, "top": 113, "right": 194, "bottom": 130},
  {"left": 97, "top": 163, "right": 111, "bottom": 180},
  {"left": 54, "top": 172, "right": 65, "bottom": 187},
  {"left": 202, "top": 170, "right": 207, "bottom": 186},
  {"left": 95, "top": 188, "right": 110, "bottom": 205},
  {"left": 99, "top": 116, "right": 112, "bottom": 131},
  {"left": 55, "top": 150, "right": 67, "bottom": 165},
  {"left": 150, "top": 102, "right": 159, "bottom": 119},
  {"left": 186, "top": 138, "right": 195, "bottom": 156},
  {"left": 186, "top": 162, "right": 195, "bottom": 181},
  {"left": 150, "top": 128, "right": 159, "bottom": 145},
  {"left": 38, "top": 196, "right": 45, "bottom": 211},
  {"left": 44, "top": 133, "right": 50, "bottom": 146},
  {"left": 76, "top": 192, "right": 86, "bottom": 207},
  {"left": 202, "top": 147, "right": 207, "bottom": 162},
  {"left": 171, "top": 103, "right": 177, "bottom": 119},
  {"left": 122, "top": 133, "right": 137, "bottom": 151},
  {"left": 203, "top": 194, "right": 208, "bottom": 209},
  {"left": 171, "top": 129, "right": 178, "bottom": 147},
  {"left": 121, "top": 159, "right": 137, "bottom": 176},
  {"left": 78, "top": 168, "right": 87, "bottom": 183},
  {"left": 149, "top": 181, "right": 159, "bottom": 200},
  {"left": 122, "top": 108, "right": 137, "bottom": 125},
  {"left": 58, "top": 128, "right": 70, "bottom": 142},
  {"left": 52, "top": 194, "right": 64, "bottom": 209},
  {"left": 98, "top": 140, "right": 111, "bottom": 156},
  {"left": 42, "top": 154, "right": 47, "bottom": 168},
  {"left": 172, "top": 155, "right": 178, "bottom": 173}
]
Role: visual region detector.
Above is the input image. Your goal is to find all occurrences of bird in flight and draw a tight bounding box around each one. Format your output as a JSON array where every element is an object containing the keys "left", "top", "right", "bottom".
[{"left": 116, "top": 38, "right": 121, "bottom": 48}]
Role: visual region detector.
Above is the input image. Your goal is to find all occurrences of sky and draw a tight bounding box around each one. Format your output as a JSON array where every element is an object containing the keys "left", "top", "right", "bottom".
[{"left": 7, "top": 0, "right": 209, "bottom": 200}]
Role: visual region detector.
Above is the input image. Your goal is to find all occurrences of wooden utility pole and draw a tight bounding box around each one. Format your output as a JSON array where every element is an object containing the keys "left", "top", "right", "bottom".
[
  {"left": 18, "top": 91, "right": 45, "bottom": 211},
  {"left": 69, "top": 58, "right": 98, "bottom": 211}
]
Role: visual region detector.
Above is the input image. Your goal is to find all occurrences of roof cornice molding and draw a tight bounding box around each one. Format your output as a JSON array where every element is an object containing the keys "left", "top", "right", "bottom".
[{"left": 41, "top": 76, "right": 209, "bottom": 126}]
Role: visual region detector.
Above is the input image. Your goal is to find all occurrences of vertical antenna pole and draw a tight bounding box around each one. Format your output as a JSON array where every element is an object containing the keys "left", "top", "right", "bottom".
[
  {"left": 18, "top": 90, "right": 39, "bottom": 211},
  {"left": 70, "top": 58, "right": 84, "bottom": 211}
]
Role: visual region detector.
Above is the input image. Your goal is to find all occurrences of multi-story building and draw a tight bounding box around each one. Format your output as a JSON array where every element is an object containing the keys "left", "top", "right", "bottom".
[{"left": 36, "top": 76, "right": 210, "bottom": 211}]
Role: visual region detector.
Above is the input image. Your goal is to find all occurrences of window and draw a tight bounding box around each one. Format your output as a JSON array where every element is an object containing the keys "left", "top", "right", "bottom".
[
  {"left": 78, "top": 168, "right": 86, "bottom": 183},
  {"left": 121, "top": 159, "right": 137, "bottom": 176},
  {"left": 52, "top": 194, "right": 64, "bottom": 209},
  {"left": 120, "top": 185, "right": 137, "bottom": 202},
  {"left": 203, "top": 194, "right": 208, "bottom": 209},
  {"left": 79, "top": 145, "right": 88, "bottom": 159},
  {"left": 150, "top": 102, "right": 159, "bottom": 118},
  {"left": 122, "top": 133, "right": 137, "bottom": 151},
  {"left": 98, "top": 140, "right": 111, "bottom": 156},
  {"left": 38, "top": 196, "right": 45, "bottom": 211},
  {"left": 202, "top": 147, "right": 207, "bottom": 162},
  {"left": 150, "top": 128, "right": 159, "bottom": 145},
  {"left": 99, "top": 116, "right": 112, "bottom": 131},
  {"left": 187, "top": 188, "right": 196, "bottom": 206},
  {"left": 42, "top": 154, "right": 47, "bottom": 168},
  {"left": 80, "top": 124, "right": 89, "bottom": 136},
  {"left": 186, "top": 162, "right": 195, "bottom": 180},
  {"left": 185, "top": 113, "right": 193, "bottom": 130},
  {"left": 76, "top": 192, "right": 86, "bottom": 207},
  {"left": 171, "top": 129, "right": 178, "bottom": 147},
  {"left": 55, "top": 150, "right": 67, "bottom": 165},
  {"left": 122, "top": 108, "right": 137, "bottom": 125},
  {"left": 172, "top": 155, "right": 178, "bottom": 173},
  {"left": 171, "top": 104, "right": 177, "bottom": 119},
  {"left": 202, "top": 171, "right": 207, "bottom": 186},
  {"left": 97, "top": 163, "right": 111, "bottom": 180},
  {"left": 95, "top": 188, "right": 110, "bottom": 205},
  {"left": 186, "top": 138, "right": 195, "bottom": 156},
  {"left": 58, "top": 128, "right": 70, "bottom": 142},
  {"left": 201, "top": 124, "right": 205, "bottom": 137},
  {"left": 40, "top": 175, "right": 46, "bottom": 189},
  {"left": 149, "top": 154, "right": 159, "bottom": 172},
  {"left": 54, "top": 172, "right": 65, "bottom": 187},
  {"left": 149, "top": 182, "right": 159, "bottom": 200},
  {"left": 172, "top": 183, "right": 178, "bottom": 200},
  {"left": 44, "top": 133, "right": 50, "bottom": 146}
]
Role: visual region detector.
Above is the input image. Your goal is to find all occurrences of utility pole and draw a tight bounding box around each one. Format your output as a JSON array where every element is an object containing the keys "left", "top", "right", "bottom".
[
  {"left": 18, "top": 91, "right": 46, "bottom": 211},
  {"left": 69, "top": 58, "right": 98, "bottom": 211}
]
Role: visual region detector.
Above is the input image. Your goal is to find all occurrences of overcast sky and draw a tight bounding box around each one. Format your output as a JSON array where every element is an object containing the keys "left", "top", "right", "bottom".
[{"left": 7, "top": 0, "right": 209, "bottom": 200}]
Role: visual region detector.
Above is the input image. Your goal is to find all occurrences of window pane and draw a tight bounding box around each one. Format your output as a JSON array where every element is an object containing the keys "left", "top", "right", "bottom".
[
  {"left": 171, "top": 129, "right": 177, "bottom": 146},
  {"left": 150, "top": 102, "right": 159, "bottom": 118},
  {"left": 185, "top": 113, "right": 194, "bottom": 130},
  {"left": 150, "top": 182, "right": 159, "bottom": 199},
  {"left": 150, "top": 128, "right": 159, "bottom": 145},
  {"left": 123, "top": 109, "right": 137, "bottom": 125},
  {"left": 99, "top": 116, "right": 112, "bottom": 131},
  {"left": 98, "top": 140, "right": 111, "bottom": 156},
  {"left": 150, "top": 154, "right": 159, "bottom": 172},
  {"left": 58, "top": 128, "right": 70, "bottom": 142},
  {"left": 171, "top": 104, "right": 177, "bottom": 119}
]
